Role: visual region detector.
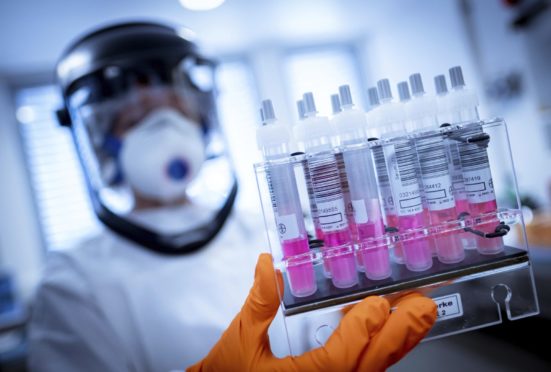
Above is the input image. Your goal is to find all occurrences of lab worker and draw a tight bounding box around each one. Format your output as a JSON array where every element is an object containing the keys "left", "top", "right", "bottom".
[{"left": 28, "top": 22, "right": 437, "bottom": 372}]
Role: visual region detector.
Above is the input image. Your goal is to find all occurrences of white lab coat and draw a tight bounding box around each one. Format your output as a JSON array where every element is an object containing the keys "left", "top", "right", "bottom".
[{"left": 28, "top": 207, "right": 270, "bottom": 372}]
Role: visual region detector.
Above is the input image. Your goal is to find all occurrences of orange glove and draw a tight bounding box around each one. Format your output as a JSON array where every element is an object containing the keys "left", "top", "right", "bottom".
[{"left": 187, "top": 254, "right": 436, "bottom": 371}]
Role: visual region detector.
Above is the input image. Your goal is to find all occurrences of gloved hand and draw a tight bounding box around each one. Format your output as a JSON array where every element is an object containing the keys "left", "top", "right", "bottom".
[{"left": 187, "top": 254, "right": 436, "bottom": 372}]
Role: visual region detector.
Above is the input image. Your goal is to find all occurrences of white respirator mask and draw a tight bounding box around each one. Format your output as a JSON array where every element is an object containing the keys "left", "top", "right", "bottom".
[{"left": 119, "top": 108, "right": 206, "bottom": 203}]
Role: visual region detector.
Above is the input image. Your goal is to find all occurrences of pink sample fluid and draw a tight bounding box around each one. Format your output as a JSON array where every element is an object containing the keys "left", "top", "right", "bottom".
[
  {"left": 282, "top": 238, "right": 317, "bottom": 297},
  {"left": 349, "top": 219, "right": 363, "bottom": 273},
  {"left": 355, "top": 246, "right": 365, "bottom": 272},
  {"left": 430, "top": 207, "right": 465, "bottom": 264},
  {"left": 357, "top": 219, "right": 391, "bottom": 280},
  {"left": 423, "top": 208, "right": 438, "bottom": 257},
  {"left": 399, "top": 213, "right": 433, "bottom": 272},
  {"left": 315, "top": 227, "right": 332, "bottom": 278},
  {"left": 349, "top": 219, "right": 359, "bottom": 242},
  {"left": 470, "top": 200, "right": 504, "bottom": 255},
  {"left": 386, "top": 214, "right": 404, "bottom": 264},
  {"left": 323, "top": 229, "right": 358, "bottom": 288},
  {"left": 455, "top": 198, "right": 477, "bottom": 250}
]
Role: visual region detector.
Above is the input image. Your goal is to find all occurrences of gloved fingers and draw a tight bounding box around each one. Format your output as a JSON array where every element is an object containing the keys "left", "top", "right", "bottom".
[
  {"left": 389, "top": 291, "right": 430, "bottom": 307},
  {"left": 289, "top": 296, "right": 390, "bottom": 371},
  {"left": 186, "top": 254, "right": 283, "bottom": 372},
  {"left": 241, "top": 253, "right": 283, "bottom": 326},
  {"left": 357, "top": 293, "right": 437, "bottom": 371},
  {"left": 385, "top": 286, "right": 440, "bottom": 305}
]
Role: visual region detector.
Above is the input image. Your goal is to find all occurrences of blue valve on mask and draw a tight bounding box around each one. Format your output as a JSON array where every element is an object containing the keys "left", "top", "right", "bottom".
[{"left": 167, "top": 158, "right": 190, "bottom": 181}]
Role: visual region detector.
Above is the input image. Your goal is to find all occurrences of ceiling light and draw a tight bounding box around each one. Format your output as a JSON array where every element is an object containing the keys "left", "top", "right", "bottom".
[{"left": 179, "top": 0, "right": 225, "bottom": 11}]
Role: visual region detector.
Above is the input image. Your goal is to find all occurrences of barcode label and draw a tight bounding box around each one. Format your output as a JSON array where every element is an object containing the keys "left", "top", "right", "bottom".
[
  {"left": 416, "top": 136, "right": 455, "bottom": 211},
  {"left": 336, "top": 153, "right": 355, "bottom": 225},
  {"left": 394, "top": 142, "right": 418, "bottom": 184},
  {"left": 372, "top": 145, "right": 397, "bottom": 215},
  {"left": 302, "top": 159, "right": 319, "bottom": 222},
  {"left": 308, "top": 153, "right": 349, "bottom": 232},
  {"left": 463, "top": 167, "right": 495, "bottom": 203},
  {"left": 457, "top": 126, "right": 496, "bottom": 204},
  {"left": 446, "top": 140, "right": 467, "bottom": 201},
  {"left": 266, "top": 167, "right": 278, "bottom": 213},
  {"left": 317, "top": 199, "right": 348, "bottom": 231},
  {"left": 423, "top": 174, "right": 455, "bottom": 210},
  {"left": 385, "top": 142, "right": 423, "bottom": 216},
  {"left": 373, "top": 146, "right": 390, "bottom": 185}
]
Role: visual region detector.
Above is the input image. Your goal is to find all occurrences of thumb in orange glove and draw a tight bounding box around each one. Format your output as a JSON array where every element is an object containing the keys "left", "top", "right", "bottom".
[{"left": 187, "top": 253, "right": 437, "bottom": 371}]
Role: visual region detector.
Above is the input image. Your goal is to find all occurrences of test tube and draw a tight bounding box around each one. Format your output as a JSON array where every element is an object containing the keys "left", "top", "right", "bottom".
[
  {"left": 297, "top": 100, "right": 325, "bottom": 243},
  {"left": 377, "top": 79, "right": 433, "bottom": 272},
  {"left": 297, "top": 99, "right": 330, "bottom": 278},
  {"left": 332, "top": 95, "right": 358, "bottom": 245},
  {"left": 367, "top": 87, "right": 404, "bottom": 264},
  {"left": 456, "top": 125, "right": 503, "bottom": 254},
  {"left": 448, "top": 66, "right": 503, "bottom": 255},
  {"left": 331, "top": 93, "right": 363, "bottom": 271},
  {"left": 294, "top": 92, "right": 358, "bottom": 289},
  {"left": 332, "top": 85, "right": 390, "bottom": 280},
  {"left": 408, "top": 74, "right": 464, "bottom": 264},
  {"left": 256, "top": 100, "right": 317, "bottom": 297},
  {"left": 435, "top": 74, "right": 476, "bottom": 251}
]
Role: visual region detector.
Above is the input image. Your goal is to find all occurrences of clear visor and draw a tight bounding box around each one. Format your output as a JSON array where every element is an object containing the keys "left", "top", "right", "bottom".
[{"left": 66, "top": 73, "right": 235, "bottom": 236}]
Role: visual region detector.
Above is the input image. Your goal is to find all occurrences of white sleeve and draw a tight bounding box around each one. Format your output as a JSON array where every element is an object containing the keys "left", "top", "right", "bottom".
[{"left": 27, "top": 253, "right": 132, "bottom": 372}]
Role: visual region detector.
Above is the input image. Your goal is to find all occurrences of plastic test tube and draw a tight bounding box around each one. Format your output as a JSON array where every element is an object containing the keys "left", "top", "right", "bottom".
[
  {"left": 297, "top": 99, "right": 330, "bottom": 278},
  {"left": 331, "top": 94, "right": 363, "bottom": 272},
  {"left": 332, "top": 95, "right": 358, "bottom": 245},
  {"left": 294, "top": 92, "right": 358, "bottom": 289},
  {"left": 434, "top": 74, "right": 477, "bottom": 251},
  {"left": 448, "top": 66, "right": 503, "bottom": 255},
  {"left": 406, "top": 74, "right": 464, "bottom": 264},
  {"left": 297, "top": 100, "right": 325, "bottom": 243},
  {"left": 398, "top": 81, "right": 439, "bottom": 259},
  {"left": 376, "top": 79, "right": 433, "bottom": 272},
  {"left": 256, "top": 100, "right": 317, "bottom": 297},
  {"left": 366, "top": 87, "right": 404, "bottom": 264},
  {"left": 332, "top": 85, "right": 390, "bottom": 280}
]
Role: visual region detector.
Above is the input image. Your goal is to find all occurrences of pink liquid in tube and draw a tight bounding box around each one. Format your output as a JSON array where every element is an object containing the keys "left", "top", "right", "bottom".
[
  {"left": 282, "top": 238, "right": 317, "bottom": 297},
  {"left": 356, "top": 200, "right": 391, "bottom": 280},
  {"left": 447, "top": 140, "right": 477, "bottom": 250},
  {"left": 322, "top": 229, "right": 357, "bottom": 288},
  {"left": 309, "top": 151, "right": 358, "bottom": 289},
  {"left": 386, "top": 140, "right": 433, "bottom": 272},
  {"left": 385, "top": 214, "right": 404, "bottom": 263},
  {"left": 458, "top": 124, "right": 504, "bottom": 255},
  {"left": 342, "top": 146, "right": 391, "bottom": 280},
  {"left": 416, "top": 134, "right": 465, "bottom": 264},
  {"left": 258, "top": 99, "right": 316, "bottom": 298},
  {"left": 429, "top": 207, "right": 464, "bottom": 264},
  {"left": 470, "top": 200, "right": 503, "bottom": 255},
  {"left": 358, "top": 219, "right": 391, "bottom": 280},
  {"left": 267, "top": 163, "right": 317, "bottom": 297},
  {"left": 399, "top": 212, "right": 433, "bottom": 271},
  {"left": 372, "top": 144, "right": 401, "bottom": 264}
]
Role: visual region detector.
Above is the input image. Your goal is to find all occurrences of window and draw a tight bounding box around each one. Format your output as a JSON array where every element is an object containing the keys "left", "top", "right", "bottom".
[
  {"left": 16, "top": 60, "right": 261, "bottom": 251},
  {"left": 284, "top": 46, "right": 365, "bottom": 117},
  {"left": 16, "top": 85, "right": 103, "bottom": 251}
]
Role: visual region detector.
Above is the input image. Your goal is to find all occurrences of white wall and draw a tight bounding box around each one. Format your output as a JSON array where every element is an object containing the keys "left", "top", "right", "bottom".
[
  {"left": 466, "top": 0, "right": 551, "bottom": 207},
  {"left": 0, "top": 80, "right": 43, "bottom": 301}
]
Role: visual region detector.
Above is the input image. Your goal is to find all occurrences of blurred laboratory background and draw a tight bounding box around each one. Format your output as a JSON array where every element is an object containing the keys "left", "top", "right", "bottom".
[{"left": 0, "top": 0, "right": 550, "bottom": 370}]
